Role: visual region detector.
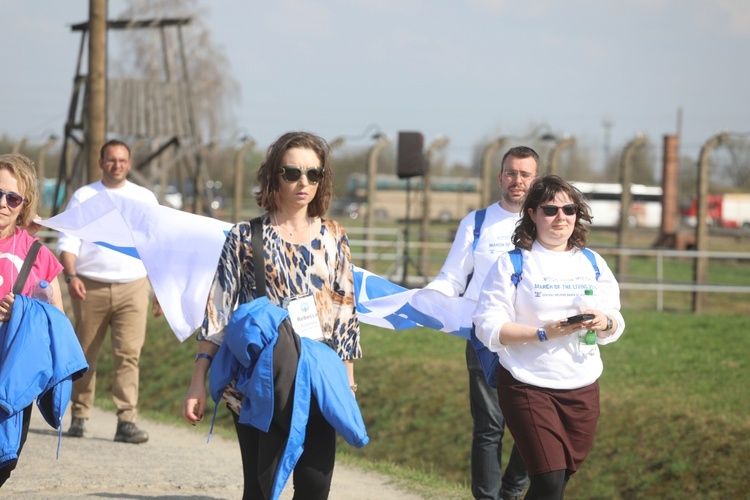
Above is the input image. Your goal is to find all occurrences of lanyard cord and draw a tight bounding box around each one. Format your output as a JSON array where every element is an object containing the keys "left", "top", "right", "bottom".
[{"left": 272, "top": 212, "right": 312, "bottom": 296}]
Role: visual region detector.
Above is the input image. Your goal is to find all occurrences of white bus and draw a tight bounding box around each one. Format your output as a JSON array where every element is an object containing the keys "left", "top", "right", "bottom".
[{"left": 571, "top": 181, "right": 662, "bottom": 228}]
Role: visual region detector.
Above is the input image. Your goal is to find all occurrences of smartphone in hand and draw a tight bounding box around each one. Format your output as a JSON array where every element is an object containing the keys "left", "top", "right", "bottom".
[{"left": 560, "top": 313, "right": 595, "bottom": 326}]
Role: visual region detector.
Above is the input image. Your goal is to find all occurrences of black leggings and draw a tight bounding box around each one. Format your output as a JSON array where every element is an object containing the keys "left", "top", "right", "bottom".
[
  {"left": 525, "top": 470, "right": 570, "bottom": 500},
  {"left": 233, "top": 398, "right": 336, "bottom": 500},
  {"left": 0, "top": 404, "right": 33, "bottom": 488}
]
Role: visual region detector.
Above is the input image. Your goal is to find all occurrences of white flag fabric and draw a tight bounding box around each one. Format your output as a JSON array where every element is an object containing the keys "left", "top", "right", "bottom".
[
  {"left": 40, "top": 192, "right": 472, "bottom": 342},
  {"left": 41, "top": 190, "right": 231, "bottom": 341}
]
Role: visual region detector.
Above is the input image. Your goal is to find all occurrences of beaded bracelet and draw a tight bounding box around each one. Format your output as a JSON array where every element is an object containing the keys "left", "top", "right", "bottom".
[{"left": 195, "top": 353, "right": 214, "bottom": 364}]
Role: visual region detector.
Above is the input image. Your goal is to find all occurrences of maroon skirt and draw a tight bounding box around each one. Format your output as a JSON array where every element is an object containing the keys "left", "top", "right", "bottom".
[{"left": 496, "top": 364, "right": 600, "bottom": 476}]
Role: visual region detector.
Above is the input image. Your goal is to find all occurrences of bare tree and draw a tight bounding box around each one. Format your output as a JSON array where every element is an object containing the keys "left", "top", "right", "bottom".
[{"left": 111, "top": 0, "right": 240, "bottom": 140}]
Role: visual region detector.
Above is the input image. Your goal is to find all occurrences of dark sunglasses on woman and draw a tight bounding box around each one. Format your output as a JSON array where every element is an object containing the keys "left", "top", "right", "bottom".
[
  {"left": 540, "top": 204, "right": 578, "bottom": 217},
  {"left": 277, "top": 166, "right": 325, "bottom": 184}
]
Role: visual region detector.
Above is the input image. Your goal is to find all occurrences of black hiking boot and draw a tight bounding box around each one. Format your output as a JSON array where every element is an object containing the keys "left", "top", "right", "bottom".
[
  {"left": 67, "top": 417, "right": 87, "bottom": 438},
  {"left": 114, "top": 421, "right": 149, "bottom": 444}
]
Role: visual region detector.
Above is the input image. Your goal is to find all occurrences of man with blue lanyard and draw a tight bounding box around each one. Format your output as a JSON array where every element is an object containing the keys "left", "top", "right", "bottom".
[{"left": 424, "top": 146, "right": 539, "bottom": 499}]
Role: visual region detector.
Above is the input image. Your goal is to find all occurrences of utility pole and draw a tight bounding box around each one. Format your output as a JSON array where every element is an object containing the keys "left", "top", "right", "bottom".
[
  {"left": 86, "top": 0, "right": 107, "bottom": 183},
  {"left": 692, "top": 132, "right": 728, "bottom": 312},
  {"left": 480, "top": 138, "right": 509, "bottom": 208},
  {"left": 420, "top": 136, "right": 449, "bottom": 275},
  {"left": 616, "top": 134, "right": 646, "bottom": 279},
  {"left": 36, "top": 135, "right": 59, "bottom": 199},
  {"left": 548, "top": 137, "right": 576, "bottom": 176},
  {"left": 11, "top": 138, "right": 27, "bottom": 154},
  {"left": 232, "top": 137, "right": 255, "bottom": 222},
  {"left": 364, "top": 135, "right": 391, "bottom": 271}
]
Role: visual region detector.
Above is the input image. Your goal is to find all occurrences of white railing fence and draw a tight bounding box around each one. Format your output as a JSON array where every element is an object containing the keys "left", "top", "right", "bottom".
[{"left": 38, "top": 228, "right": 750, "bottom": 313}]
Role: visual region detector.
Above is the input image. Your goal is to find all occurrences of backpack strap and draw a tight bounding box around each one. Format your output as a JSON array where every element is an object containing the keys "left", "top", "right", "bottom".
[
  {"left": 581, "top": 248, "right": 600, "bottom": 281},
  {"left": 509, "top": 248, "right": 524, "bottom": 288},
  {"left": 508, "top": 247, "right": 599, "bottom": 287},
  {"left": 464, "top": 208, "right": 488, "bottom": 290},
  {"left": 471, "top": 208, "right": 487, "bottom": 253},
  {"left": 250, "top": 217, "right": 266, "bottom": 298},
  {"left": 13, "top": 240, "right": 43, "bottom": 295}
]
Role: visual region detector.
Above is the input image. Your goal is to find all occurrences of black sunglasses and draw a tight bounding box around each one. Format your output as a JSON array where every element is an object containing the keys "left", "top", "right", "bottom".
[
  {"left": 540, "top": 204, "right": 577, "bottom": 217},
  {"left": 0, "top": 188, "right": 25, "bottom": 209},
  {"left": 277, "top": 166, "right": 325, "bottom": 184}
]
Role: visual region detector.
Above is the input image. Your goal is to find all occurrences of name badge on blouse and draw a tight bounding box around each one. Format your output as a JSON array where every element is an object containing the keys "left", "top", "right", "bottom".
[{"left": 284, "top": 294, "right": 324, "bottom": 340}]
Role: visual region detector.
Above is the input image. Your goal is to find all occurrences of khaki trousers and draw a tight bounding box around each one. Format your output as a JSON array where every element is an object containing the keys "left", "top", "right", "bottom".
[{"left": 70, "top": 276, "right": 151, "bottom": 423}]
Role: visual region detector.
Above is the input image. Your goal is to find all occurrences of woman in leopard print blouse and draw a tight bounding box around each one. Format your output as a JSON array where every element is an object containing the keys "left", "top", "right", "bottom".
[{"left": 183, "top": 131, "right": 361, "bottom": 499}]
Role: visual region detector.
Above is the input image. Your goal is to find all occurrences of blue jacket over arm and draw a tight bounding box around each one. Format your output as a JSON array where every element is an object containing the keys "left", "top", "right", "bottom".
[
  {"left": 209, "top": 297, "right": 368, "bottom": 500},
  {"left": 0, "top": 296, "right": 88, "bottom": 467}
]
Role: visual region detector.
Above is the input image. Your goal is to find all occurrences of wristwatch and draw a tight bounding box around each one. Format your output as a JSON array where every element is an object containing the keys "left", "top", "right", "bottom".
[
  {"left": 605, "top": 316, "right": 613, "bottom": 331},
  {"left": 64, "top": 274, "right": 78, "bottom": 284}
]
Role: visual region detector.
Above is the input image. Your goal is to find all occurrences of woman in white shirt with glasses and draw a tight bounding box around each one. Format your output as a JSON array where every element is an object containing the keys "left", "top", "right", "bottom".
[{"left": 473, "top": 175, "right": 625, "bottom": 499}]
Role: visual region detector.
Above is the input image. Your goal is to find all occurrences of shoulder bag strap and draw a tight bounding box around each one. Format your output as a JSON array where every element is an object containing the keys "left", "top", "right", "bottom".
[
  {"left": 250, "top": 217, "right": 266, "bottom": 298},
  {"left": 13, "top": 240, "right": 43, "bottom": 295}
]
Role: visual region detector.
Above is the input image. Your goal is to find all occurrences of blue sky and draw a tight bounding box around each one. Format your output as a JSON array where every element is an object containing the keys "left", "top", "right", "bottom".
[{"left": 2, "top": 0, "right": 748, "bottom": 170}]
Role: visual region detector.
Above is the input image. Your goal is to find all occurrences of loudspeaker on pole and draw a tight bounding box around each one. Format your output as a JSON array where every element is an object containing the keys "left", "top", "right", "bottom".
[{"left": 397, "top": 131, "right": 426, "bottom": 179}]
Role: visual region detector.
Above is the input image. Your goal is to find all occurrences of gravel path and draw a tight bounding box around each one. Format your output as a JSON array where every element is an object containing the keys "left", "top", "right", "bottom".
[{"left": 3, "top": 405, "right": 424, "bottom": 499}]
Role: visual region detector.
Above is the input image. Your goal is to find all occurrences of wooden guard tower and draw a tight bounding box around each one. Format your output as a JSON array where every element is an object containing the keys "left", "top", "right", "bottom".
[{"left": 53, "top": 17, "right": 212, "bottom": 215}]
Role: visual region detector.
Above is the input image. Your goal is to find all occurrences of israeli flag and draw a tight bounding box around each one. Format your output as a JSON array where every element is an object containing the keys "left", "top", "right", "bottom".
[
  {"left": 40, "top": 192, "right": 472, "bottom": 341},
  {"left": 352, "top": 267, "right": 473, "bottom": 338}
]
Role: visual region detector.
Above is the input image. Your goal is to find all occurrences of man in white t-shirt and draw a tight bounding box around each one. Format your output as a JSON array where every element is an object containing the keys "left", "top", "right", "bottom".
[
  {"left": 425, "top": 146, "right": 539, "bottom": 500},
  {"left": 58, "top": 140, "right": 161, "bottom": 444}
]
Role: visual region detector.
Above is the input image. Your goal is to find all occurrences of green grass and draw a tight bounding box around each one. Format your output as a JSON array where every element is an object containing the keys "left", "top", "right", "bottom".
[
  {"left": 83, "top": 225, "right": 750, "bottom": 497},
  {"left": 89, "top": 308, "right": 750, "bottom": 498}
]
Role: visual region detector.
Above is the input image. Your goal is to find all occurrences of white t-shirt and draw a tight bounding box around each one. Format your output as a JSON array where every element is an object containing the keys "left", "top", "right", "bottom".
[
  {"left": 472, "top": 241, "right": 625, "bottom": 390},
  {"left": 425, "top": 202, "right": 520, "bottom": 302},
  {"left": 57, "top": 181, "right": 159, "bottom": 283}
]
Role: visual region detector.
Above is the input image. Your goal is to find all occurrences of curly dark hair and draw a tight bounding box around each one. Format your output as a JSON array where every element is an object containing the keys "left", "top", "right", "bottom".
[
  {"left": 512, "top": 175, "right": 592, "bottom": 250},
  {"left": 254, "top": 131, "right": 334, "bottom": 218}
]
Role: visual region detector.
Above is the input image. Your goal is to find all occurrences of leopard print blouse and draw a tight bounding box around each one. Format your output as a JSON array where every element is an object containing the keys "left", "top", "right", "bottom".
[{"left": 198, "top": 213, "right": 361, "bottom": 414}]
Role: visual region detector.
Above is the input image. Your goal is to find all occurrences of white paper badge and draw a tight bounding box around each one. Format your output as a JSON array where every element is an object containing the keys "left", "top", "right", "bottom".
[{"left": 285, "top": 295, "right": 324, "bottom": 340}]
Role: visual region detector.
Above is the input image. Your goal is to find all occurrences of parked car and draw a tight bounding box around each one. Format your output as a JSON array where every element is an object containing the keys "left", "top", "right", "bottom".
[{"left": 330, "top": 199, "right": 361, "bottom": 220}]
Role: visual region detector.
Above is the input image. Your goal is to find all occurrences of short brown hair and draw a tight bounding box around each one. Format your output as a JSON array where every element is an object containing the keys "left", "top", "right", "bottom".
[
  {"left": 500, "top": 146, "right": 540, "bottom": 173},
  {"left": 512, "top": 175, "right": 592, "bottom": 251},
  {"left": 100, "top": 139, "right": 131, "bottom": 159},
  {"left": 0, "top": 153, "right": 39, "bottom": 228},
  {"left": 254, "top": 131, "right": 333, "bottom": 218}
]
